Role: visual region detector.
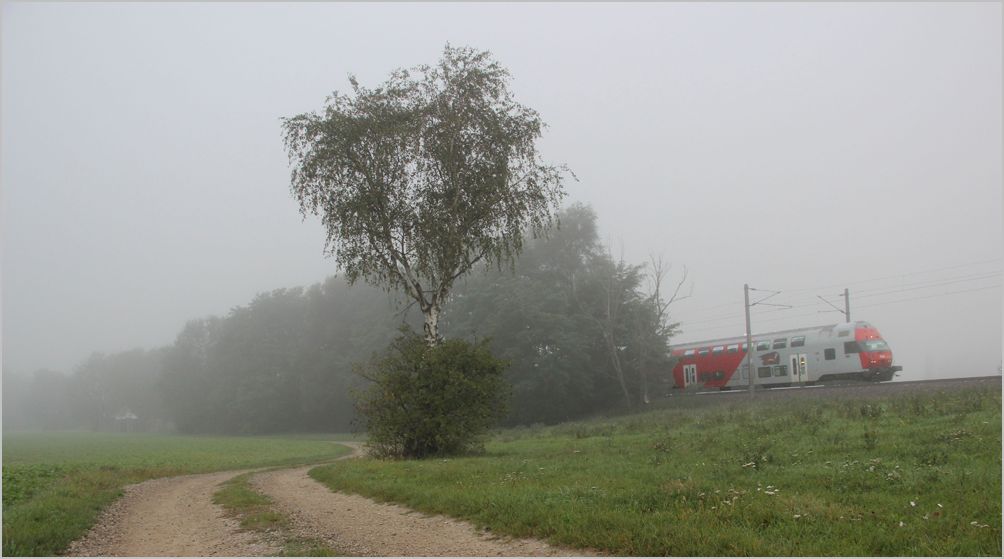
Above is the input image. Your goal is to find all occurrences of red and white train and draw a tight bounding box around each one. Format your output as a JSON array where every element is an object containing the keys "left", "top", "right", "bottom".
[{"left": 670, "top": 321, "right": 901, "bottom": 390}]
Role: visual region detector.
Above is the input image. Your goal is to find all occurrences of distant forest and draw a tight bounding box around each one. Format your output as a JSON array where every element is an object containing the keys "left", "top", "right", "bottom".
[{"left": 3, "top": 204, "right": 680, "bottom": 434}]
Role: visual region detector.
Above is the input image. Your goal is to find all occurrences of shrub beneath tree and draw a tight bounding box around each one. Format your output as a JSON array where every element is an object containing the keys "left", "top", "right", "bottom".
[{"left": 355, "top": 331, "right": 509, "bottom": 459}]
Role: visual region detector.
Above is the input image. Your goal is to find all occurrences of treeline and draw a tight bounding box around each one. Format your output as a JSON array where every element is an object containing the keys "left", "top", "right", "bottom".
[{"left": 3, "top": 204, "right": 680, "bottom": 434}]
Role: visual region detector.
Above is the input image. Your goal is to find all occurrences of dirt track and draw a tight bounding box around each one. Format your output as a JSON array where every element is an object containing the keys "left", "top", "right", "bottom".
[
  {"left": 65, "top": 469, "right": 277, "bottom": 557},
  {"left": 66, "top": 443, "right": 584, "bottom": 557},
  {"left": 250, "top": 463, "right": 583, "bottom": 556}
]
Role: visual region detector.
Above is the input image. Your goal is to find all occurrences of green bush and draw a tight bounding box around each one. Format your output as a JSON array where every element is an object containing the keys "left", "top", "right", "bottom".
[{"left": 355, "top": 331, "right": 509, "bottom": 459}]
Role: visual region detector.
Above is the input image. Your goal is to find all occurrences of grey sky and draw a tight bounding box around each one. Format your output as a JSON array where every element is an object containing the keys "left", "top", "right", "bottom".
[{"left": 3, "top": 2, "right": 1001, "bottom": 381}]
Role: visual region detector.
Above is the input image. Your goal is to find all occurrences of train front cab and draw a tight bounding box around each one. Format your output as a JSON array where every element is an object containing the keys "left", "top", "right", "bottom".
[{"left": 817, "top": 322, "right": 901, "bottom": 383}]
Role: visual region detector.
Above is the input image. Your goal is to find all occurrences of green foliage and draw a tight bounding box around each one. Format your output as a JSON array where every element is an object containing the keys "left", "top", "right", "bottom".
[
  {"left": 4, "top": 352, "right": 166, "bottom": 433},
  {"left": 282, "top": 44, "right": 568, "bottom": 343},
  {"left": 312, "top": 387, "right": 1001, "bottom": 556},
  {"left": 445, "top": 204, "right": 678, "bottom": 424},
  {"left": 157, "top": 277, "right": 413, "bottom": 434},
  {"left": 6, "top": 202, "right": 675, "bottom": 435},
  {"left": 356, "top": 331, "right": 509, "bottom": 458},
  {"left": 1, "top": 433, "right": 350, "bottom": 556}
]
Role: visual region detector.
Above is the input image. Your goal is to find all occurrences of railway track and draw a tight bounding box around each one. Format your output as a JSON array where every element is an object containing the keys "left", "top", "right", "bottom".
[{"left": 661, "top": 375, "right": 1001, "bottom": 410}]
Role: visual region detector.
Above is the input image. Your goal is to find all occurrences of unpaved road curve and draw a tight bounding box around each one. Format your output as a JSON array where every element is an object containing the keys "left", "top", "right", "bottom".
[
  {"left": 251, "top": 462, "right": 588, "bottom": 557},
  {"left": 66, "top": 469, "right": 278, "bottom": 557},
  {"left": 67, "top": 443, "right": 589, "bottom": 557}
]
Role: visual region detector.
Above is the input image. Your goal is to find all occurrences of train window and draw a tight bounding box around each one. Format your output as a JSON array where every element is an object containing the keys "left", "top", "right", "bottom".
[
  {"left": 756, "top": 340, "right": 771, "bottom": 351},
  {"left": 837, "top": 330, "right": 850, "bottom": 337},
  {"left": 824, "top": 348, "right": 836, "bottom": 360},
  {"left": 698, "top": 348, "right": 709, "bottom": 356},
  {"left": 712, "top": 346, "right": 724, "bottom": 355},
  {"left": 860, "top": 339, "right": 889, "bottom": 351},
  {"left": 684, "top": 349, "right": 696, "bottom": 357},
  {"left": 727, "top": 344, "right": 739, "bottom": 354},
  {"left": 772, "top": 338, "right": 787, "bottom": 349},
  {"left": 774, "top": 365, "right": 788, "bottom": 377},
  {"left": 757, "top": 366, "right": 772, "bottom": 378},
  {"left": 843, "top": 341, "right": 860, "bottom": 354},
  {"left": 791, "top": 336, "right": 806, "bottom": 347},
  {"left": 741, "top": 343, "right": 749, "bottom": 352}
]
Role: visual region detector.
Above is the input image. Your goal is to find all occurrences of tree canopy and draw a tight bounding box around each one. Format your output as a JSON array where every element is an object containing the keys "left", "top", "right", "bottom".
[
  {"left": 4, "top": 205, "right": 683, "bottom": 434},
  {"left": 282, "top": 45, "right": 569, "bottom": 344}
]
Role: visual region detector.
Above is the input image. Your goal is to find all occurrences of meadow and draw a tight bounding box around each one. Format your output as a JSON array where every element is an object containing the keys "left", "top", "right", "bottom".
[
  {"left": 310, "top": 386, "right": 1002, "bottom": 556},
  {"left": 2, "top": 432, "right": 350, "bottom": 556}
]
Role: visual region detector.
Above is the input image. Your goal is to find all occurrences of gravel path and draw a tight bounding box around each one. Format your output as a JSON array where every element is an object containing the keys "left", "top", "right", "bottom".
[
  {"left": 66, "top": 442, "right": 589, "bottom": 557},
  {"left": 250, "top": 460, "right": 586, "bottom": 557},
  {"left": 65, "top": 469, "right": 279, "bottom": 557}
]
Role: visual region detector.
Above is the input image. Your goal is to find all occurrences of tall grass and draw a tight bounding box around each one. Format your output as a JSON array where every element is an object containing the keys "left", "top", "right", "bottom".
[
  {"left": 2, "top": 432, "right": 350, "bottom": 556},
  {"left": 310, "top": 387, "right": 1002, "bottom": 556}
]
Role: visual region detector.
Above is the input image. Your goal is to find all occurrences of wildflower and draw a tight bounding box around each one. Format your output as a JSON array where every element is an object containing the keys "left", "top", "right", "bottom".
[
  {"left": 899, "top": 521, "right": 905, "bottom": 527},
  {"left": 793, "top": 514, "right": 802, "bottom": 519},
  {"left": 910, "top": 501, "right": 916, "bottom": 507},
  {"left": 937, "top": 503, "right": 943, "bottom": 508}
]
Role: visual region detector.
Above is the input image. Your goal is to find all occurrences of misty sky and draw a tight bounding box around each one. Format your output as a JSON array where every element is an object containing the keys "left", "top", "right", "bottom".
[{"left": 3, "top": 2, "right": 1001, "bottom": 381}]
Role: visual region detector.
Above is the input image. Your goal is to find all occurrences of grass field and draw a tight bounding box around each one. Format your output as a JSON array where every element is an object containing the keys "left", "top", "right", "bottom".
[
  {"left": 2, "top": 432, "right": 350, "bottom": 556},
  {"left": 310, "top": 386, "right": 1002, "bottom": 556}
]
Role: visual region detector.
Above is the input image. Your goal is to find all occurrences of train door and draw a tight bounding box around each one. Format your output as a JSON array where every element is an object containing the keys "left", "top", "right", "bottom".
[
  {"left": 683, "top": 364, "right": 697, "bottom": 387},
  {"left": 790, "top": 353, "right": 808, "bottom": 384}
]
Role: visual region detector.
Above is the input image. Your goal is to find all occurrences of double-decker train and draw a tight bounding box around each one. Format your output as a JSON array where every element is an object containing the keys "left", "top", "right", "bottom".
[{"left": 670, "top": 321, "right": 901, "bottom": 390}]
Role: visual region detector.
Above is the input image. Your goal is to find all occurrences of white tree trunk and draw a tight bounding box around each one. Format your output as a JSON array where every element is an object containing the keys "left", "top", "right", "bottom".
[{"left": 423, "top": 304, "right": 441, "bottom": 346}]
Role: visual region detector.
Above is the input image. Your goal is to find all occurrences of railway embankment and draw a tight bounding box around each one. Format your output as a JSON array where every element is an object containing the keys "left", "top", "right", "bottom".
[{"left": 310, "top": 379, "right": 1001, "bottom": 556}]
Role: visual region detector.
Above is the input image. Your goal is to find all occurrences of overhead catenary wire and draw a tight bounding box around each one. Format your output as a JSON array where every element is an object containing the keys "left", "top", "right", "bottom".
[
  {"left": 854, "top": 283, "right": 1001, "bottom": 308},
  {"left": 776, "top": 258, "right": 1003, "bottom": 294},
  {"left": 674, "top": 269, "right": 1001, "bottom": 328},
  {"left": 852, "top": 271, "right": 1001, "bottom": 298},
  {"left": 675, "top": 283, "right": 1001, "bottom": 340},
  {"left": 673, "top": 258, "right": 1001, "bottom": 316}
]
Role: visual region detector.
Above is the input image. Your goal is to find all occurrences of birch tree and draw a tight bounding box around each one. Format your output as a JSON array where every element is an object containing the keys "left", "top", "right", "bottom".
[{"left": 282, "top": 45, "right": 569, "bottom": 345}]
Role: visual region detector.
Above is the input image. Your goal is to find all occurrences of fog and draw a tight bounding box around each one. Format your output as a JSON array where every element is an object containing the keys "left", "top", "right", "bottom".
[{"left": 3, "top": 2, "right": 1001, "bottom": 393}]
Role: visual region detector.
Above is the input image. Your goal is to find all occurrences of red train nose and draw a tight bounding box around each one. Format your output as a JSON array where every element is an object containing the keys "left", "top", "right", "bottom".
[{"left": 867, "top": 351, "right": 893, "bottom": 367}]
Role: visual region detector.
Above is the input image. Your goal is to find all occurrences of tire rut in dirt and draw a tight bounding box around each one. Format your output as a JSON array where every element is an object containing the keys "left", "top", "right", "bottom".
[
  {"left": 250, "top": 464, "right": 590, "bottom": 557},
  {"left": 66, "top": 470, "right": 278, "bottom": 557}
]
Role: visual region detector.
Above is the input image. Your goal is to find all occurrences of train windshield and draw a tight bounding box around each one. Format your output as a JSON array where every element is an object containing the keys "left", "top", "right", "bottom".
[{"left": 859, "top": 339, "right": 889, "bottom": 351}]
